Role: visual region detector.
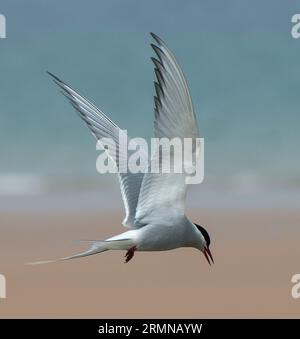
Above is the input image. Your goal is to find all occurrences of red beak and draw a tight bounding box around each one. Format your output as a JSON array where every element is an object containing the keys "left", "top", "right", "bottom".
[{"left": 203, "top": 247, "right": 214, "bottom": 265}]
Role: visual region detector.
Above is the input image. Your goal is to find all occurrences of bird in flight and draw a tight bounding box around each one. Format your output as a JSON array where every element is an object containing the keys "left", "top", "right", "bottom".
[{"left": 34, "top": 33, "right": 213, "bottom": 266}]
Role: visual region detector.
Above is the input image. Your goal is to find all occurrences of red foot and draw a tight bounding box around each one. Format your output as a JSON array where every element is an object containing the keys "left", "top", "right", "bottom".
[{"left": 125, "top": 246, "right": 137, "bottom": 263}]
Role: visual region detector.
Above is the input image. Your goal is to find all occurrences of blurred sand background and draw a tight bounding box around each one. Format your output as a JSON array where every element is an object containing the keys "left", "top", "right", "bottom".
[{"left": 1, "top": 208, "right": 300, "bottom": 318}]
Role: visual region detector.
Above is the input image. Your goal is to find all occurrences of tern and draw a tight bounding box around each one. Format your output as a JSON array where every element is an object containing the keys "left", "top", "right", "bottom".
[{"left": 33, "top": 33, "right": 213, "bottom": 265}]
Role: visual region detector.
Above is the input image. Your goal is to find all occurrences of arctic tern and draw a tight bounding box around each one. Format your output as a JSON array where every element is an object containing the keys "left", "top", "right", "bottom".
[{"left": 32, "top": 33, "right": 213, "bottom": 265}]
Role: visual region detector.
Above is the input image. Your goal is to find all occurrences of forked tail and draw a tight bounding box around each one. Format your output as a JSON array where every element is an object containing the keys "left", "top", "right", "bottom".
[{"left": 26, "top": 238, "right": 134, "bottom": 265}]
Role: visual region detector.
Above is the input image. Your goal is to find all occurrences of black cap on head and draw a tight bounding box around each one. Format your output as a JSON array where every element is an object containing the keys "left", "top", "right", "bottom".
[{"left": 194, "top": 223, "right": 211, "bottom": 247}]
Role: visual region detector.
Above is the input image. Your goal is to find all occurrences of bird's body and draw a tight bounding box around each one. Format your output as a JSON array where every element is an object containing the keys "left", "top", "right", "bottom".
[
  {"left": 106, "top": 218, "right": 203, "bottom": 252},
  {"left": 31, "top": 33, "right": 214, "bottom": 266}
]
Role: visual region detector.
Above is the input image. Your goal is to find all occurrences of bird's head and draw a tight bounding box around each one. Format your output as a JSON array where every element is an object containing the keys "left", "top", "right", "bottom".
[{"left": 194, "top": 223, "right": 214, "bottom": 265}]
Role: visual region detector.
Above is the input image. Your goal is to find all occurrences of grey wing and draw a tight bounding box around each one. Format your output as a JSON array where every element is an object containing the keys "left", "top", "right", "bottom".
[
  {"left": 134, "top": 33, "right": 199, "bottom": 226},
  {"left": 151, "top": 33, "right": 199, "bottom": 140},
  {"left": 48, "top": 72, "right": 147, "bottom": 228}
]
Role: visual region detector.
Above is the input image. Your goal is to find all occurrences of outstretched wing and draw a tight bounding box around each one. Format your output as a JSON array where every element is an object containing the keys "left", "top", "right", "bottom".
[
  {"left": 48, "top": 72, "right": 147, "bottom": 228},
  {"left": 151, "top": 33, "right": 198, "bottom": 139},
  {"left": 134, "top": 33, "right": 199, "bottom": 226}
]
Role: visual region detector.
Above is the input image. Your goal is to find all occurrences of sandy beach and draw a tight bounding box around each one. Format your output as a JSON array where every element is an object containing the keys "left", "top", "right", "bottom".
[{"left": 0, "top": 208, "right": 299, "bottom": 318}]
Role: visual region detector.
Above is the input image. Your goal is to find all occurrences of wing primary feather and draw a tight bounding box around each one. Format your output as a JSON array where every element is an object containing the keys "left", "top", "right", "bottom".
[
  {"left": 150, "top": 32, "right": 166, "bottom": 46},
  {"left": 48, "top": 71, "right": 148, "bottom": 229},
  {"left": 134, "top": 33, "right": 199, "bottom": 225}
]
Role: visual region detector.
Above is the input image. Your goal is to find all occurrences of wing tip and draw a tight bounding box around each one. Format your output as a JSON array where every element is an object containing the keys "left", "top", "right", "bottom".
[
  {"left": 150, "top": 32, "right": 165, "bottom": 46},
  {"left": 47, "top": 71, "right": 61, "bottom": 82}
]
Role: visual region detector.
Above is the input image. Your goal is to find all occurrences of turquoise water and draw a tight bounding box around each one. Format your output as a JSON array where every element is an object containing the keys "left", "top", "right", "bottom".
[{"left": 0, "top": 0, "right": 300, "bottom": 199}]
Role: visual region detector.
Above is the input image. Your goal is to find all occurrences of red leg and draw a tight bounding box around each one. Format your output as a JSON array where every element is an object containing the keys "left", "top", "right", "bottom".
[{"left": 125, "top": 246, "right": 137, "bottom": 263}]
